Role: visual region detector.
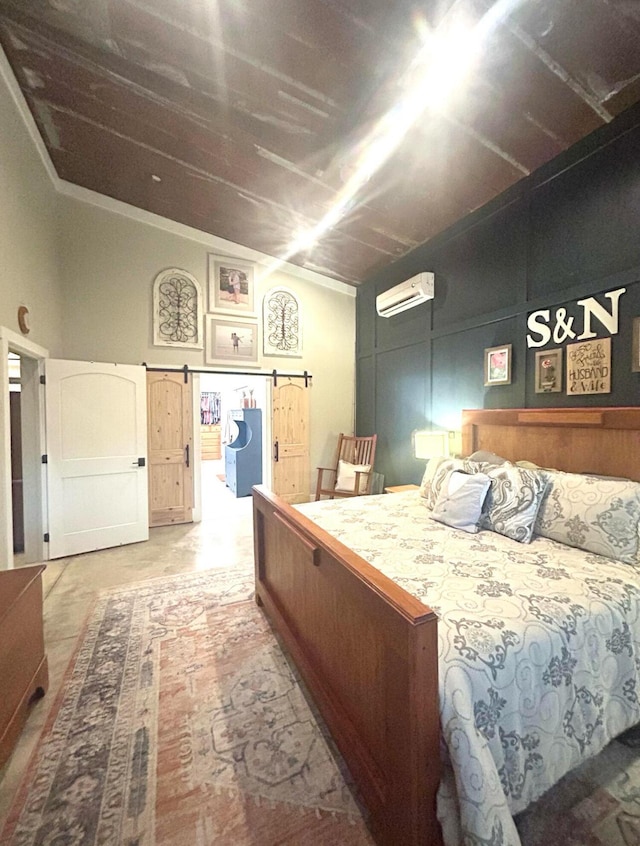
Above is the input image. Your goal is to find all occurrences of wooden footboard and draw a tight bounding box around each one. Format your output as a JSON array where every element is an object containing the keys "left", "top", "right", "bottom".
[{"left": 252, "top": 485, "right": 442, "bottom": 846}]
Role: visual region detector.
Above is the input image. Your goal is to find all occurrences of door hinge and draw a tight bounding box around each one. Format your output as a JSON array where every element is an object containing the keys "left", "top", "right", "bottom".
[
  {"left": 42, "top": 454, "right": 48, "bottom": 464},
  {"left": 40, "top": 374, "right": 46, "bottom": 385},
  {"left": 43, "top": 533, "right": 50, "bottom": 543}
]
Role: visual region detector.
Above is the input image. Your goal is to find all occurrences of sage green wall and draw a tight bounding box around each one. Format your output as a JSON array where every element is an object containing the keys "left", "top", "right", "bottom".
[
  {"left": 57, "top": 196, "right": 356, "bottom": 485},
  {"left": 0, "top": 62, "right": 63, "bottom": 352}
]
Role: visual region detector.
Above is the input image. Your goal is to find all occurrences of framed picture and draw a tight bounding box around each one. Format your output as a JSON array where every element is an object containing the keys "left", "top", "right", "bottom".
[
  {"left": 633, "top": 317, "right": 640, "bottom": 373},
  {"left": 535, "top": 348, "right": 562, "bottom": 393},
  {"left": 484, "top": 344, "right": 512, "bottom": 386},
  {"left": 208, "top": 255, "right": 255, "bottom": 314},
  {"left": 205, "top": 315, "right": 259, "bottom": 365}
]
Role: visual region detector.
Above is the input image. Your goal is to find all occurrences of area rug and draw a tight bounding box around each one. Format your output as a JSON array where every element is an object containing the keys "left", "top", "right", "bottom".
[{"left": 0, "top": 568, "right": 374, "bottom": 846}]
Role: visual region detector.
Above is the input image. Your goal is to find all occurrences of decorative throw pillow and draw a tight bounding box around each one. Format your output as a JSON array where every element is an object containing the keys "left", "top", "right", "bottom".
[
  {"left": 535, "top": 471, "right": 640, "bottom": 564},
  {"left": 422, "top": 457, "right": 488, "bottom": 509},
  {"left": 419, "top": 456, "right": 447, "bottom": 503},
  {"left": 481, "top": 464, "right": 549, "bottom": 544},
  {"left": 335, "top": 459, "right": 371, "bottom": 494},
  {"left": 431, "top": 470, "right": 491, "bottom": 533}
]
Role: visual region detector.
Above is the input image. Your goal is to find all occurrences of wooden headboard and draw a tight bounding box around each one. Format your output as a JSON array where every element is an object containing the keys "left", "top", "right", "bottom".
[{"left": 461, "top": 407, "right": 640, "bottom": 482}]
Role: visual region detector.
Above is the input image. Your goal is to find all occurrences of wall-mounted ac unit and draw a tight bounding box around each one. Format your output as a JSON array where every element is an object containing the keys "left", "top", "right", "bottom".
[{"left": 375, "top": 272, "right": 434, "bottom": 318}]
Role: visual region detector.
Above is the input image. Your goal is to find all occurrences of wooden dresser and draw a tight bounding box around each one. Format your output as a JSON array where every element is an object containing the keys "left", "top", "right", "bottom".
[
  {"left": 0, "top": 565, "right": 48, "bottom": 768},
  {"left": 201, "top": 424, "right": 221, "bottom": 460}
]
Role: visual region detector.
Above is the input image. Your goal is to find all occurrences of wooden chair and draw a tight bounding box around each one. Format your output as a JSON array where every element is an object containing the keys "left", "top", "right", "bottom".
[{"left": 315, "top": 434, "right": 377, "bottom": 501}]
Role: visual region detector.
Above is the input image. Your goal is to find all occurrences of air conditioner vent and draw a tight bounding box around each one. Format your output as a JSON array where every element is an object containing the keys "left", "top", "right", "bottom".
[{"left": 376, "top": 273, "right": 434, "bottom": 317}]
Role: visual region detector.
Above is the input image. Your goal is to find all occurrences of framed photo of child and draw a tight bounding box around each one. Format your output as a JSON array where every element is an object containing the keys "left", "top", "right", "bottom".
[
  {"left": 208, "top": 255, "right": 255, "bottom": 314},
  {"left": 205, "top": 315, "right": 259, "bottom": 366}
]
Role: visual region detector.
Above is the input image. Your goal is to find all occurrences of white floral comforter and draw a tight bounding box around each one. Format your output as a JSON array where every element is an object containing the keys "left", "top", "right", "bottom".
[{"left": 296, "top": 491, "right": 640, "bottom": 846}]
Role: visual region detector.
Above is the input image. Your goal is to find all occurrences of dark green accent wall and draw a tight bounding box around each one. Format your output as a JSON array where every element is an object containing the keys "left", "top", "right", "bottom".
[{"left": 356, "top": 104, "right": 640, "bottom": 488}]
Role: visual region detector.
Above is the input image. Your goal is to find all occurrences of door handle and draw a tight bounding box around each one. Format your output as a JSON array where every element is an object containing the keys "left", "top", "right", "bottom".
[
  {"left": 132, "top": 457, "right": 146, "bottom": 467},
  {"left": 273, "top": 440, "right": 279, "bottom": 462},
  {"left": 185, "top": 444, "right": 190, "bottom": 468}
]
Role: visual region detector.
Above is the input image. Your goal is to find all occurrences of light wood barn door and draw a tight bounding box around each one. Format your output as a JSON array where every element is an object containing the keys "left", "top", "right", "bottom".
[
  {"left": 147, "top": 371, "right": 193, "bottom": 527},
  {"left": 271, "top": 380, "right": 310, "bottom": 504}
]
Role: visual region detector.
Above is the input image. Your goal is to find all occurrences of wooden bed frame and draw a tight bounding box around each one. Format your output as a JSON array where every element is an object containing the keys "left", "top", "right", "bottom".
[{"left": 252, "top": 407, "right": 640, "bottom": 846}]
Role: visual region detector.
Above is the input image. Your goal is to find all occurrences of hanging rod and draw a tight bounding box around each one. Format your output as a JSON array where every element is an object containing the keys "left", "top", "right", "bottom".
[{"left": 142, "top": 363, "right": 312, "bottom": 387}]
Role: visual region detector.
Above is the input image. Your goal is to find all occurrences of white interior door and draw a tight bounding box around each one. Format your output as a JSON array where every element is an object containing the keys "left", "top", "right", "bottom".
[{"left": 45, "top": 359, "right": 149, "bottom": 558}]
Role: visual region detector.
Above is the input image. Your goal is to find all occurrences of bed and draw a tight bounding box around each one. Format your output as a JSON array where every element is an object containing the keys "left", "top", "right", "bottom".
[{"left": 252, "top": 407, "right": 640, "bottom": 845}]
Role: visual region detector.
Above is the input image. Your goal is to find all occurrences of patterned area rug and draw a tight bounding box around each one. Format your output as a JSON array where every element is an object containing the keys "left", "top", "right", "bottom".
[{"left": 1, "top": 568, "right": 374, "bottom": 846}]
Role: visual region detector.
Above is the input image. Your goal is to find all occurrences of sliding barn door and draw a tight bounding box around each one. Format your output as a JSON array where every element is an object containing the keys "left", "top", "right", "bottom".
[
  {"left": 147, "top": 371, "right": 193, "bottom": 527},
  {"left": 271, "top": 380, "right": 310, "bottom": 504},
  {"left": 45, "top": 359, "right": 149, "bottom": 558}
]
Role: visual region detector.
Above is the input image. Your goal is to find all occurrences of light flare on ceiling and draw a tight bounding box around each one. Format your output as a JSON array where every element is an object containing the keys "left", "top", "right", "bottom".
[{"left": 278, "top": 0, "right": 526, "bottom": 275}]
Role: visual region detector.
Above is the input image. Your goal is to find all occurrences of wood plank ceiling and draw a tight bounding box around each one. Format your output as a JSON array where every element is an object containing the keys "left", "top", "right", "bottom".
[{"left": 1, "top": 0, "right": 639, "bottom": 285}]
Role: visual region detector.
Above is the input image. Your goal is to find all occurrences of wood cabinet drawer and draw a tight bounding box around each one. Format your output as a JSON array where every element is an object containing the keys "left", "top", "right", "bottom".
[{"left": 201, "top": 424, "right": 221, "bottom": 460}]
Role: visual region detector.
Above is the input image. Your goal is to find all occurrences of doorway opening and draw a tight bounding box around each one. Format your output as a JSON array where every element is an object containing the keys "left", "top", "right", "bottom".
[
  {"left": 8, "top": 353, "right": 24, "bottom": 559},
  {"left": 196, "top": 373, "right": 269, "bottom": 524},
  {"left": 0, "top": 326, "right": 48, "bottom": 570}
]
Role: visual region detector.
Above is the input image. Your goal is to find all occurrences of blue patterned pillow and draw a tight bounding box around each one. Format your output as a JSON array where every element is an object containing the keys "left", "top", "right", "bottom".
[
  {"left": 481, "top": 464, "right": 549, "bottom": 544},
  {"left": 535, "top": 471, "right": 640, "bottom": 564}
]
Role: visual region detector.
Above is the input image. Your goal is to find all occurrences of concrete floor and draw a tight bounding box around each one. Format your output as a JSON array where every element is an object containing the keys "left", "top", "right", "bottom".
[{"left": 0, "top": 462, "right": 253, "bottom": 825}]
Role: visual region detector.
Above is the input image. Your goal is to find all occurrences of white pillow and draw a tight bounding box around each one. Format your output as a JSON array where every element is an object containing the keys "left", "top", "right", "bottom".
[
  {"left": 421, "top": 457, "right": 489, "bottom": 509},
  {"left": 430, "top": 470, "right": 491, "bottom": 533},
  {"left": 335, "top": 459, "right": 371, "bottom": 493}
]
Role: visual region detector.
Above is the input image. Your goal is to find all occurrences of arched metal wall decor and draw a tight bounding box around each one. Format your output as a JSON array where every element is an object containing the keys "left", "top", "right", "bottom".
[
  {"left": 262, "top": 287, "right": 302, "bottom": 357},
  {"left": 152, "top": 267, "right": 204, "bottom": 349}
]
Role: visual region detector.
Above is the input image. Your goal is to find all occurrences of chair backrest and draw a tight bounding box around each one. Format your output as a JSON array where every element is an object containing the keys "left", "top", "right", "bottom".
[
  {"left": 336, "top": 434, "right": 377, "bottom": 469},
  {"left": 315, "top": 433, "right": 378, "bottom": 500}
]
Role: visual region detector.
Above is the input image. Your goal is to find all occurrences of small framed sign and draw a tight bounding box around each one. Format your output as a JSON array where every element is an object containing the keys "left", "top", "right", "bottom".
[{"left": 566, "top": 338, "right": 611, "bottom": 395}]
